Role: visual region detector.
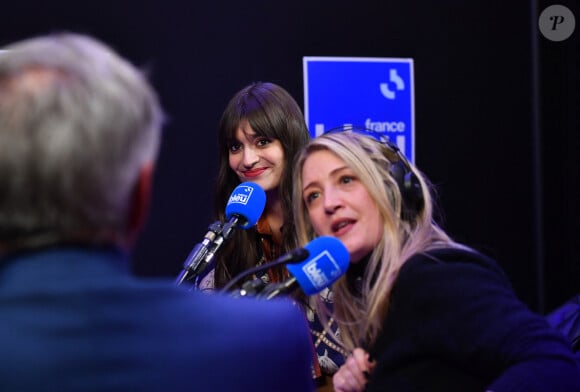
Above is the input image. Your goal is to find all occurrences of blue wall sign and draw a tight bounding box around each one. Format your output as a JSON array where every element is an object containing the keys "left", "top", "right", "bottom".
[{"left": 303, "top": 57, "right": 415, "bottom": 162}]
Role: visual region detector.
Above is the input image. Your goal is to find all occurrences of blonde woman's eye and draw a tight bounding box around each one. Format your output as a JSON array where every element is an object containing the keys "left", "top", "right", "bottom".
[
  {"left": 341, "top": 176, "right": 354, "bottom": 184},
  {"left": 305, "top": 191, "right": 320, "bottom": 204}
]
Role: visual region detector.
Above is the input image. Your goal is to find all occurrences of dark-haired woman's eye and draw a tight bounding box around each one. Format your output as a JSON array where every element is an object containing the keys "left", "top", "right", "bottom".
[
  {"left": 229, "top": 142, "right": 242, "bottom": 153},
  {"left": 256, "top": 138, "right": 272, "bottom": 147}
]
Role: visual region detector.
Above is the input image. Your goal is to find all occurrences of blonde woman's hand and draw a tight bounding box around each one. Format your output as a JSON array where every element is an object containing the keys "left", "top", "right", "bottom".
[{"left": 332, "top": 348, "right": 375, "bottom": 392}]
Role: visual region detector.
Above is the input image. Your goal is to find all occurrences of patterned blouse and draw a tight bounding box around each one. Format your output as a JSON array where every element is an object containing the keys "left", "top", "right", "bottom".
[{"left": 199, "top": 216, "right": 346, "bottom": 383}]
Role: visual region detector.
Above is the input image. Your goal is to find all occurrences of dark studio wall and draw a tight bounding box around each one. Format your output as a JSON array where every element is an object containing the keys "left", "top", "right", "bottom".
[
  {"left": 537, "top": 0, "right": 579, "bottom": 313},
  {"left": 1, "top": 1, "right": 577, "bottom": 314}
]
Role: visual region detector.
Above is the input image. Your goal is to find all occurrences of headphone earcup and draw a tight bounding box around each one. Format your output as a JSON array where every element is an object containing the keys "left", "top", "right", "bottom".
[
  {"left": 389, "top": 162, "right": 424, "bottom": 221},
  {"left": 403, "top": 171, "right": 424, "bottom": 212},
  {"left": 323, "top": 125, "right": 425, "bottom": 221}
]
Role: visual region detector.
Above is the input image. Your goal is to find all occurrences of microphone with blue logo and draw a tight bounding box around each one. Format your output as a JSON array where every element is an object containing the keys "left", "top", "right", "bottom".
[
  {"left": 176, "top": 182, "right": 266, "bottom": 286},
  {"left": 258, "top": 236, "right": 350, "bottom": 299}
]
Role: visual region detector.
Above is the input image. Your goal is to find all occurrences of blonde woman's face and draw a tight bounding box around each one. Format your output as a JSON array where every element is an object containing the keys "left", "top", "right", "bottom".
[{"left": 301, "top": 149, "right": 383, "bottom": 263}]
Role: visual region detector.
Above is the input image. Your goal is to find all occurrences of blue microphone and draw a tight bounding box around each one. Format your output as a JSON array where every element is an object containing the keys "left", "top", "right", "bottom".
[
  {"left": 224, "top": 182, "right": 266, "bottom": 229},
  {"left": 176, "top": 182, "right": 266, "bottom": 286},
  {"left": 259, "top": 236, "right": 350, "bottom": 299}
]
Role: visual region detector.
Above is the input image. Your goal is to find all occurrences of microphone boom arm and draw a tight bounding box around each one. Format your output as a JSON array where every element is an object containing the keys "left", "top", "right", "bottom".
[{"left": 175, "top": 220, "right": 223, "bottom": 286}]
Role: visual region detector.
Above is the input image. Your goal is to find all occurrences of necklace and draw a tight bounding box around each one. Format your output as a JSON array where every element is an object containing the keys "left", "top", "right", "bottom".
[{"left": 310, "top": 318, "right": 349, "bottom": 357}]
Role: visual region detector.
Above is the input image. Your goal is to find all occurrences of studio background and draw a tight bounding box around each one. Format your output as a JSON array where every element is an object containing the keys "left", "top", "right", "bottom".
[{"left": 2, "top": 0, "right": 577, "bottom": 314}]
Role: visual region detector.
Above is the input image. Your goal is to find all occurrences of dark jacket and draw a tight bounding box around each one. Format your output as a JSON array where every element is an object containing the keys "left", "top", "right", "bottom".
[
  {"left": 367, "top": 248, "right": 580, "bottom": 392},
  {"left": 547, "top": 293, "right": 580, "bottom": 355},
  {"left": 0, "top": 246, "right": 314, "bottom": 392}
]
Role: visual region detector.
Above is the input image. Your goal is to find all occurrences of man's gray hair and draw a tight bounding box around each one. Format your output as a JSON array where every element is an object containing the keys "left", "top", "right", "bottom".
[{"left": 0, "top": 33, "right": 164, "bottom": 247}]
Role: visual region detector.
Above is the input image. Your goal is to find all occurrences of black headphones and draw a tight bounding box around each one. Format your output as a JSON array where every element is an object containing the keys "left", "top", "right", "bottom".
[{"left": 322, "top": 126, "right": 424, "bottom": 221}]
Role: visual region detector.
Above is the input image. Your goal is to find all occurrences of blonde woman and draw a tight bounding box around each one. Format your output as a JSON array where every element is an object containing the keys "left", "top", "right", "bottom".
[{"left": 293, "top": 130, "right": 580, "bottom": 392}]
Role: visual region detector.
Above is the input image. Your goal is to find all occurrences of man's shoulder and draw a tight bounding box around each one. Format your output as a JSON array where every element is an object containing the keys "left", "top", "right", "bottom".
[
  {"left": 178, "top": 290, "right": 308, "bottom": 331},
  {"left": 133, "top": 281, "right": 309, "bottom": 335}
]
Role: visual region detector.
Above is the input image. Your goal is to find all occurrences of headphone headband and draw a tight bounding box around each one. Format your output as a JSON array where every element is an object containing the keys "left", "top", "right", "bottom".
[{"left": 322, "top": 126, "right": 424, "bottom": 221}]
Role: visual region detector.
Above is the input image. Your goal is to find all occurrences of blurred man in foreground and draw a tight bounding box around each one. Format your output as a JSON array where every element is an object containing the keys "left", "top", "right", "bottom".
[{"left": 0, "top": 33, "right": 313, "bottom": 392}]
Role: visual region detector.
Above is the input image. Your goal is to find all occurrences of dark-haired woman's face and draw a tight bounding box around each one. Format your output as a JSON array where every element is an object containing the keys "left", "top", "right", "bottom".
[{"left": 228, "top": 119, "right": 285, "bottom": 193}]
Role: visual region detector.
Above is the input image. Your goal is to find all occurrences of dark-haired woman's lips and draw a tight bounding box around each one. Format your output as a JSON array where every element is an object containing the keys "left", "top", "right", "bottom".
[{"left": 243, "top": 168, "right": 267, "bottom": 178}]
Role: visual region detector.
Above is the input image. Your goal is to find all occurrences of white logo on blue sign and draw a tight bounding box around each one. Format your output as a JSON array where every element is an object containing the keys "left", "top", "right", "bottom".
[
  {"left": 380, "top": 69, "right": 405, "bottom": 99},
  {"left": 303, "top": 57, "right": 415, "bottom": 162}
]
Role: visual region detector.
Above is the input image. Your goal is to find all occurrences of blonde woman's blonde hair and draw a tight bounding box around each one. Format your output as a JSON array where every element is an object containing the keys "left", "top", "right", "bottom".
[{"left": 293, "top": 131, "right": 463, "bottom": 352}]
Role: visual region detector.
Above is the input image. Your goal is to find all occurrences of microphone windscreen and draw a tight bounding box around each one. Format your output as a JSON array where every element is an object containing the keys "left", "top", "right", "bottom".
[
  {"left": 286, "top": 236, "right": 350, "bottom": 295},
  {"left": 225, "top": 182, "right": 266, "bottom": 229}
]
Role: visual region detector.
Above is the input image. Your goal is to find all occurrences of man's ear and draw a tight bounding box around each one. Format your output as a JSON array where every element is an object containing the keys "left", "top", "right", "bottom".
[{"left": 126, "top": 162, "right": 155, "bottom": 247}]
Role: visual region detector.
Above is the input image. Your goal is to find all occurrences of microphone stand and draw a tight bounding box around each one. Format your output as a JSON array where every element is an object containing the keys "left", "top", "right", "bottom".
[
  {"left": 175, "top": 221, "right": 223, "bottom": 287},
  {"left": 257, "top": 279, "right": 299, "bottom": 300},
  {"left": 230, "top": 278, "right": 268, "bottom": 298},
  {"left": 221, "top": 247, "right": 309, "bottom": 295}
]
